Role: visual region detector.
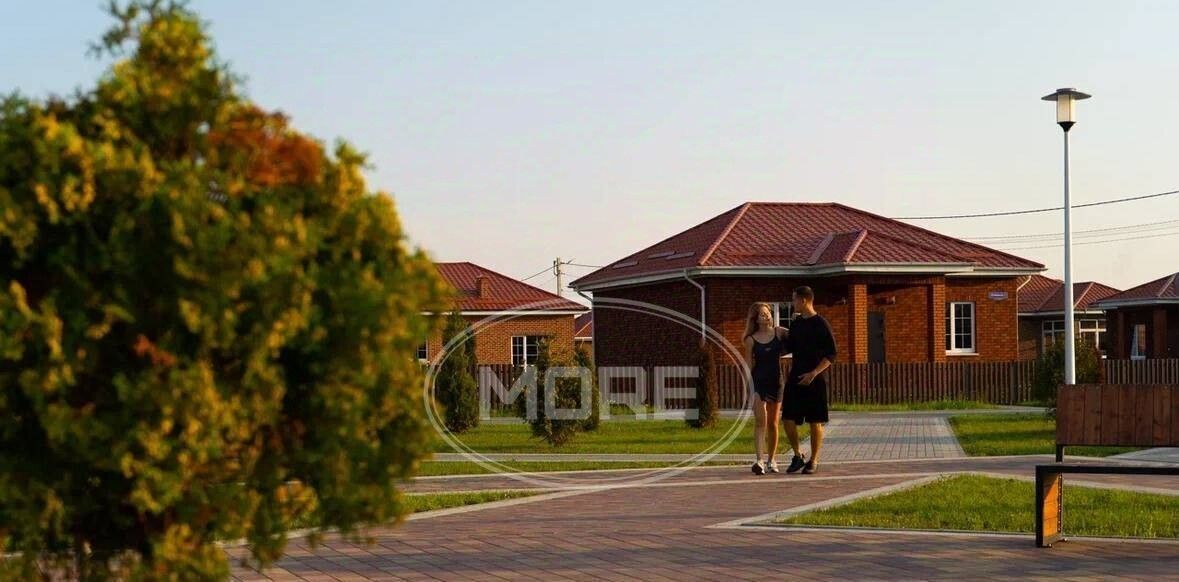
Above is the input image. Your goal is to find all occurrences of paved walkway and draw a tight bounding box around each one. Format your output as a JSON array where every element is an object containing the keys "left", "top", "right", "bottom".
[
  {"left": 229, "top": 457, "right": 1179, "bottom": 581},
  {"left": 1112, "top": 448, "right": 1179, "bottom": 465},
  {"left": 226, "top": 411, "right": 1179, "bottom": 580}
]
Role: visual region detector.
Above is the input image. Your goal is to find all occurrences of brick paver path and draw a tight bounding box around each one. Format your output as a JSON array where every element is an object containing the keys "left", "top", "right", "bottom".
[{"left": 229, "top": 457, "right": 1179, "bottom": 580}]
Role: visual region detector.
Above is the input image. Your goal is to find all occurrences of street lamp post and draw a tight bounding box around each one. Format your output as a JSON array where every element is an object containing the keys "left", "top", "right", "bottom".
[{"left": 1042, "top": 88, "right": 1091, "bottom": 385}]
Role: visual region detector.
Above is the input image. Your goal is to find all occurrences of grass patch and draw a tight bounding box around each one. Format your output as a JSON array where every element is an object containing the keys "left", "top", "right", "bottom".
[
  {"left": 831, "top": 400, "right": 997, "bottom": 412},
  {"left": 433, "top": 418, "right": 807, "bottom": 455},
  {"left": 949, "top": 414, "right": 1139, "bottom": 457},
  {"left": 780, "top": 474, "right": 1179, "bottom": 538},
  {"left": 416, "top": 460, "right": 739, "bottom": 476},
  {"left": 289, "top": 490, "right": 537, "bottom": 530}
]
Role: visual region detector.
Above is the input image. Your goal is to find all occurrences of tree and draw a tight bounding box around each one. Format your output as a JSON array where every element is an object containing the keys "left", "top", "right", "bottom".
[
  {"left": 574, "top": 346, "right": 600, "bottom": 431},
  {"left": 528, "top": 339, "right": 582, "bottom": 446},
  {"left": 1034, "top": 336, "right": 1102, "bottom": 413},
  {"left": 688, "top": 344, "right": 720, "bottom": 429},
  {"left": 435, "top": 311, "right": 479, "bottom": 433},
  {"left": 0, "top": 2, "right": 447, "bottom": 578}
]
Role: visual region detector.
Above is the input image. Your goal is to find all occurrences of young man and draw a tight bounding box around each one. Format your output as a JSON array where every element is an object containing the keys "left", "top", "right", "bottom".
[{"left": 781, "top": 286, "right": 837, "bottom": 475}]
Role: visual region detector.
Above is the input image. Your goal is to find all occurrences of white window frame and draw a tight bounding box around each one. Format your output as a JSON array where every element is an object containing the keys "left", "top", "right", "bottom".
[
  {"left": 512, "top": 335, "right": 543, "bottom": 368},
  {"left": 1078, "top": 318, "right": 1104, "bottom": 350},
  {"left": 1042, "top": 320, "right": 1065, "bottom": 348},
  {"left": 770, "top": 301, "right": 794, "bottom": 328},
  {"left": 417, "top": 343, "right": 429, "bottom": 362},
  {"left": 946, "top": 302, "right": 976, "bottom": 354},
  {"left": 1131, "top": 324, "right": 1147, "bottom": 360}
]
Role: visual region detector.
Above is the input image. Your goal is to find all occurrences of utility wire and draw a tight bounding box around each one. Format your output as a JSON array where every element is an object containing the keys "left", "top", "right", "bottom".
[
  {"left": 970, "top": 218, "right": 1179, "bottom": 243},
  {"left": 894, "top": 189, "right": 1179, "bottom": 220},
  {"left": 996, "top": 230, "right": 1179, "bottom": 251}
]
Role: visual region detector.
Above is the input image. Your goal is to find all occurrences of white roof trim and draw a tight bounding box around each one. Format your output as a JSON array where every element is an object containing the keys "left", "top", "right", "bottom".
[{"left": 422, "top": 310, "right": 585, "bottom": 316}]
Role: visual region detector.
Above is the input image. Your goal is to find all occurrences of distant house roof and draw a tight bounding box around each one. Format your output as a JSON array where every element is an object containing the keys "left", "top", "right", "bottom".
[
  {"left": 570, "top": 202, "right": 1044, "bottom": 291},
  {"left": 1093, "top": 272, "right": 1179, "bottom": 309},
  {"left": 435, "top": 262, "right": 585, "bottom": 312},
  {"left": 574, "top": 312, "right": 593, "bottom": 340},
  {"left": 1018, "top": 274, "right": 1121, "bottom": 315}
]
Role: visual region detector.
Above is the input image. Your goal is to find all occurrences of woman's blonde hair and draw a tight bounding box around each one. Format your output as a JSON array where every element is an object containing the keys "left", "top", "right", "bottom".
[{"left": 744, "top": 302, "right": 774, "bottom": 339}]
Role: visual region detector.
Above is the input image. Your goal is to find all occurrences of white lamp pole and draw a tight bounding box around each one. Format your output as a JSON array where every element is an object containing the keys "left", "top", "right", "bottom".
[{"left": 1042, "top": 88, "right": 1091, "bottom": 385}]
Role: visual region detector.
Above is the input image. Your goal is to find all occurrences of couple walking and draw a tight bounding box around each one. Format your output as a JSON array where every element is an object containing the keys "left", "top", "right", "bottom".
[{"left": 743, "top": 286, "right": 836, "bottom": 476}]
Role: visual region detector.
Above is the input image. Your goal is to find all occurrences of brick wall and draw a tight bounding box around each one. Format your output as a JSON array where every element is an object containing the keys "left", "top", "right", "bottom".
[
  {"left": 424, "top": 313, "right": 577, "bottom": 365},
  {"left": 946, "top": 277, "right": 1020, "bottom": 362},
  {"left": 590, "top": 274, "right": 1025, "bottom": 368}
]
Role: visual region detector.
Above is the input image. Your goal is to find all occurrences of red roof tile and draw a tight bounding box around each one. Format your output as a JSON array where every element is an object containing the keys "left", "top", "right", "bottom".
[
  {"left": 574, "top": 312, "right": 593, "bottom": 339},
  {"left": 1019, "top": 275, "right": 1121, "bottom": 314},
  {"left": 435, "top": 262, "right": 586, "bottom": 312},
  {"left": 1094, "top": 272, "right": 1179, "bottom": 306},
  {"left": 572, "top": 202, "right": 1044, "bottom": 289}
]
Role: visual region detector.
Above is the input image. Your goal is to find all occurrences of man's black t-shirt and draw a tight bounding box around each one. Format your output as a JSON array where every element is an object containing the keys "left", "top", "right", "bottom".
[{"left": 783, "top": 314, "right": 837, "bottom": 380}]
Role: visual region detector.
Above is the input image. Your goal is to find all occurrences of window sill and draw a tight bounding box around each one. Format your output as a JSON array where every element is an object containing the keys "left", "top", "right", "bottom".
[{"left": 946, "top": 351, "right": 979, "bottom": 357}]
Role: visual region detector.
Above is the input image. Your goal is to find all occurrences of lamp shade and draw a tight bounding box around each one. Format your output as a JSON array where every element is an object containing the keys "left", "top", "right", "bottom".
[{"left": 1042, "top": 88, "right": 1091, "bottom": 126}]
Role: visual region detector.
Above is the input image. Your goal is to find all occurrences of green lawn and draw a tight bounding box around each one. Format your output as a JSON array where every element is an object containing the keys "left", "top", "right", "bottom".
[
  {"left": 433, "top": 418, "right": 807, "bottom": 455},
  {"left": 416, "top": 460, "right": 739, "bottom": 476},
  {"left": 949, "top": 413, "right": 1139, "bottom": 457},
  {"left": 290, "top": 490, "right": 538, "bottom": 530},
  {"left": 780, "top": 475, "right": 1179, "bottom": 538},
  {"left": 831, "top": 400, "right": 998, "bottom": 412}
]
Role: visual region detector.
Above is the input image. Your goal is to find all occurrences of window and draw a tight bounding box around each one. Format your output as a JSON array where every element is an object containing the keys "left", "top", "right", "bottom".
[
  {"left": 1131, "top": 324, "right": 1148, "bottom": 360},
  {"left": 1042, "top": 320, "right": 1066, "bottom": 347},
  {"left": 416, "top": 343, "right": 429, "bottom": 362},
  {"left": 945, "top": 302, "right": 976, "bottom": 354},
  {"left": 771, "top": 302, "right": 795, "bottom": 328},
  {"left": 512, "top": 335, "right": 543, "bottom": 367},
  {"left": 1078, "top": 319, "right": 1105, "bottom": 351}
]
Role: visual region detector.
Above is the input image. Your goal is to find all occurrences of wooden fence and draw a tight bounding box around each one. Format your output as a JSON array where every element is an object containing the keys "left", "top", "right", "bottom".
[{"left": 464, "top": 359, "right": 1179, "bottom": 411}]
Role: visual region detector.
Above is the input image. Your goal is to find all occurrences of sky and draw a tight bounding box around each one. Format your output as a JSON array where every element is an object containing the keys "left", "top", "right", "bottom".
[{"left": 5, "top": 1, "right": 1179, "bottom": 301}]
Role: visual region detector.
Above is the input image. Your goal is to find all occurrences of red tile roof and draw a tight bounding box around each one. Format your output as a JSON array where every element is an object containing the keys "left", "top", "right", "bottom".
[
  {"left": 1018, "top": 274, "right": 1121, "bottom": 314},
  {"left": 574, "top": 312, "right": 593, "bottom": 339},
  {"left": 435, "top": 262, "right": 586, "bottom": 312},
  {"left": 1094, "top": 272, "right": 1179, "bottom": 307},
  {"left": 571, "top": 202, "right": 1044, "bottom": 289}
]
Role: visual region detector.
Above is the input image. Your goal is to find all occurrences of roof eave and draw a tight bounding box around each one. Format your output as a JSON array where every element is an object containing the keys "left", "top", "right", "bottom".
[{"left": 572, "top": 263, "right": 1022, "bottom": 292}]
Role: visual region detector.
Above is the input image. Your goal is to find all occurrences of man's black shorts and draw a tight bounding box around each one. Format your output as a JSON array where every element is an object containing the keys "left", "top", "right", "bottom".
[{"left": 782, "top": 376, "right": 829, "bottom": 424}]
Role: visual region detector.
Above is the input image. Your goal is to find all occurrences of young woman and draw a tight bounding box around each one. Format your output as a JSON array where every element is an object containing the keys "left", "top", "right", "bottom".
[{"left": 743, "top": 302, "right": 788, "bottom": 475}]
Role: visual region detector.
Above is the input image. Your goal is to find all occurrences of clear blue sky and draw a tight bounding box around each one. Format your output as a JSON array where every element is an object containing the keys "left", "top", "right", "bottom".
[{"left": 6, "top": 1, "right": 1179, "bottom": 296}]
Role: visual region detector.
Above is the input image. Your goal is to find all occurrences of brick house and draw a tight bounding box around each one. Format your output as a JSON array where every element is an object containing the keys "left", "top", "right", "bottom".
[
  {"left": 574, "top": 312, "right": 593, "bottom": 358},
  {"left": 424, "top": 262, "right": 586, "bottom": 366},
  {"left": 1017, "top": 274, "right": 1120, "bottom": 359},
  {"left": 1094, "top": 271, "right": 1179, "bottom": 360},
  {"left": 570, "top": 202, "right": 1045, "bottom": 368}
]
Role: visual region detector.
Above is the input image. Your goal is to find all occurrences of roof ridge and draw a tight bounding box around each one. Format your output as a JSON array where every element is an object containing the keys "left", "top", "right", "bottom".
[
  {"left": 699, "top": 202, "right": 752, "bottom": 266},
  {"left": 806, "top": 233, "right": 836, "bottom": 265},
  {"left": 1075, "top": 281, "right": 1095, "bottom": 309},
  {"left": 1158, "top": 273, "right": 1178, "bottom": 298},
  {"left": 841, "top": 229, "right": 870, "bottom": 262},
  {"left": 828, "top": 202, "right": 1045, "bottom": 269},
  {"left": 438, "top": 261, "right": 583, "bottom": 309},
  {"left": 856, "top": 228, "right": 972, "bottom": 263}
]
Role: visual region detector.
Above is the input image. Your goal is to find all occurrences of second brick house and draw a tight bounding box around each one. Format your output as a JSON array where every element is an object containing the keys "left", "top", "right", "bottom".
[
  {"left": 425, "top": 262, "right": 587, "bottom": 366},
  {"left": 1017, "top": 274, "right": 1120, "bottom": 359},
  {"left": 570, "top": 202, "right": 1045, "bottom": 368}
]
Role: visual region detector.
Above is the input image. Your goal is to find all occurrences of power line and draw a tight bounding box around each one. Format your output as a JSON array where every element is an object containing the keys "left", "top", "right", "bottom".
[
  {"left": 894, "top": 189, "right": 1179, "bottom": 220},
  {"left": 970, "top": 218, "right": 1179, "bottom": 243},
  {"left": 996, "top": 230, "right": 1179, "bottom": 251},
  {"left": 519, "top": 265, "right": 554, "bottom": 282},
  {"left": 565, "top": 262, "right": 603, "bottom": 269}
]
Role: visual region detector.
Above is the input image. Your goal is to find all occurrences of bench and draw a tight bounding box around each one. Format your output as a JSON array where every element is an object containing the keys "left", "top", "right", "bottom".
[{"left": 1036, "top": 384, "right": 1179, "bottom": 547}]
